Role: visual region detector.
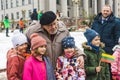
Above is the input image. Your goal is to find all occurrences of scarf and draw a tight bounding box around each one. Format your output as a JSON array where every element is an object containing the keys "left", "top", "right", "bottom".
[{"left": 87, "top": 42, "right": 100, "bottom": 53}]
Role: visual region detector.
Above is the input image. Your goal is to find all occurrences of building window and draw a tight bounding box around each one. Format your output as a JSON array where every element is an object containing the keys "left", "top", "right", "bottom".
[
  {"left": 16, "top": 0, "right": 19, "bottom": 7},
  {"left": 22, "top": 0, "right": 25, "bottom": 5},
  {"left": 1, "top": 0, "right": 4, "bottom": 10},
  {"left": 16, "top": 12, "right": 19, "bottom": 19},
  {"left": 57, "top": 0, "right": 60, "bottom": 5},
  {"left": 11, "top": 0, "right": 13, "bottom": 8},
  {"left": 105, "top": 0, "right": 108, "bottom": 4},
  {"left": 28, "top": 0, "right": 31, "bottom": 4},
  {"left": 89, "top": 0, "right": 92, "bottom": 8},
  {"left": 11, "top": 13, "right": 14, "bottom": 20},
  {"left": 67, "top": 11, "right": 69, "bottom": 17},
  {"left": 1, "top": 15, "right": 4, "bottom": 20},
  {"left": 6, "top": 0, "right": 8, "bottom": 9},
  {"left": 28, "top": 10, "right": 32, "bottom": 17},
  {"left": 6, "top": 14, "right": 8, "bottom": 18},
  {"left": 1, "top": 5, "right": 3, "bottom": 10},
  {"left": 67, "top": 0, "right": 70, "bottom": 5},
  {"left": 80, "top": 0, "right": 83, "bottom": 7}
]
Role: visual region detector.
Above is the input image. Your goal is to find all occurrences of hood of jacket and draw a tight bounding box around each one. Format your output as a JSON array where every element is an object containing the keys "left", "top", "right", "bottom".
[
  {"left": 82, "top": 42, "right": 105, "bottom": 50},
  {"left": 112, "top": 45, "right": 120, "bottom": 51}
]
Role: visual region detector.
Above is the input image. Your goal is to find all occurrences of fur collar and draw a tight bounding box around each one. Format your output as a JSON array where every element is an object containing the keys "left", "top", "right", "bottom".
[{"left": 82, "top": 42, "right": 105, "bottom": 50}]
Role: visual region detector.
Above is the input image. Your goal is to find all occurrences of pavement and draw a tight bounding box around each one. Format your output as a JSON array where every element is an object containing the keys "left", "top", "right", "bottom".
[{"left": 0, "top": 30, "right": 13, "bottom": 80}]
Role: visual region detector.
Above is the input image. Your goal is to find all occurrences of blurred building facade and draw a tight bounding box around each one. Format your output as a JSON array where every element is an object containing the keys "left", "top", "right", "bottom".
[{"left": 0, "top": 0, "right": 119, "bottom": 22}]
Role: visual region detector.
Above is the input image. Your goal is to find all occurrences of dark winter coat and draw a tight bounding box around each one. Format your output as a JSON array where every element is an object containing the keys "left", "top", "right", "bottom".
[
  {"left": 30, "top": 9, "right": 38, "bottom": 20},
  {"left": 82, "top": 42, "right": 110, "bottom": 80},
  {"left": 91, "top": 13, "right": 120, "bottom": 54}
]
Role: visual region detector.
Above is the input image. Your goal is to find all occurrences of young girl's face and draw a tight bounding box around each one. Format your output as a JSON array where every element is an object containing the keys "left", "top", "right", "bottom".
[
  {"left": 17, "top": 43, "right": 28, "bottom": 53},
  {"left": 64, "top": 48, "right": 75, "bottom": 58},
  {"left": 91, "top": 36, "right": 101, "bottom": 47},
  {"left": 37, "top": 45, "right": 46, "bottom": 55}
]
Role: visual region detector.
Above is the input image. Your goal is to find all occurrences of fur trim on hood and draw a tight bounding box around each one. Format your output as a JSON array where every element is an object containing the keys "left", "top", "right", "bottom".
[
  {"left": 112, "top": 45, "right": 120, "bottom": 51},
  {"left": 82, "top": 42, "right": 105, "bottom": 50}
]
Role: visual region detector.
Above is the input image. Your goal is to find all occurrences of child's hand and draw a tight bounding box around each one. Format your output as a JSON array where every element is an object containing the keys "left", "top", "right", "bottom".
[
  {"left": 96, "top": 66, "right": 101, "bottom": 72},
  {"left": 77, "top": 56, "right": 84, "bottom": 68}
]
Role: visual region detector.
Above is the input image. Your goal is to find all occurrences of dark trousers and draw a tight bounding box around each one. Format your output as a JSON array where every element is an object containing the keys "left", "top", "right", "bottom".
[
  {"left": 20, "top": 28, "right": 23, "bottom": 33},
  {"left": 6, "top": 28, "right": 9, "bottom": 36}
]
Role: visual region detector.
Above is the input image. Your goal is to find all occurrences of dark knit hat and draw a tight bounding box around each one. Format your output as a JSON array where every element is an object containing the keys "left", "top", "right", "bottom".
[
  {"left": 84, "top": 29, "right": 100, "bottom": 42},
  {"left": 62, "top": 36, "right": 75, "bottom": 49},
  {"left": 40, "top": 11, "right": 57, "bottom": 25}
]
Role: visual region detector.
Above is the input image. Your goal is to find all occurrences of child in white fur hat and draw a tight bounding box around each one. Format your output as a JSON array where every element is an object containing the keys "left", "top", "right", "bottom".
[
  {"left": 6, "top": 30, "right": 29, "bottom": 80},
  {"left": 111, "top": 37, "right": 120, "bottom": 80}
]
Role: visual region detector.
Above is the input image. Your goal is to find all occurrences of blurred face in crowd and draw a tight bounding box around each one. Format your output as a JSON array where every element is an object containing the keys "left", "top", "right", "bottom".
[
  {"left": 43, "top": 19, "right": 58, "bottom": 35},
  {"left": 91, "top": 36, "right": 101, "bottom": 47},
  {"left": 101, "top": 5, "right": 112, "bottom": 18}
]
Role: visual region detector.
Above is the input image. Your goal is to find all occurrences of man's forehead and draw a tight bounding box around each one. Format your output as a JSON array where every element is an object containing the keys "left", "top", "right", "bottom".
[
  {"left": 102, "top": 6, "right": 111, "bottom": 11},
  {"left": 49, "top": 19, "right": 57, "bottom": 24}
]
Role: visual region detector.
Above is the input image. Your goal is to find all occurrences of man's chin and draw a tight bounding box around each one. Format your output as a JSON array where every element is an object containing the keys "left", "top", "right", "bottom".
[
  {"left": 50, "top": 31, "right": 57, "bottom": 35},
  {"left": 103, "top": 15, "right": 109, "bottom": 18}
]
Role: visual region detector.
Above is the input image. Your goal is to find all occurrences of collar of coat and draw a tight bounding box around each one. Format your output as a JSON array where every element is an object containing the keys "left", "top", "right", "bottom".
[
  {"left": 82, "top": 42, "right": 105, "bottom": 50},
  {"left": 94, "top": 12, "right": 115, "bottom": 22}
]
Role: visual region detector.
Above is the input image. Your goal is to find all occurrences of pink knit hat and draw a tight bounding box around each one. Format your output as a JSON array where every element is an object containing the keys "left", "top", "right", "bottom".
[{"left": 30, "top": 33, "right": 47, "bottom": 50}]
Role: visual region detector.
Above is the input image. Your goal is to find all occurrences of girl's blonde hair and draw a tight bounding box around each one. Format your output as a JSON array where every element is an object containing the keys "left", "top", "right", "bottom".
[{"left": 32, "top": 48, "right": 48, "bottom": 57}]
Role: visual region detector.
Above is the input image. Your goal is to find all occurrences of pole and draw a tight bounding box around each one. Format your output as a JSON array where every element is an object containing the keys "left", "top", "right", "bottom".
[
  {"left": 3, "top": 0, "right": 5, "bottom": 17},
  {"left": 38, "top": 0, "right": 40, "bottom": 11},
  {"left": 32, "top": 0, "right": 34, "bottom": 10},
  {"left": 72, "top": 0, "right": 80, "bottom": 30},
  {"left": 76, "top": 3, "right": 78, "bottom": 30}
]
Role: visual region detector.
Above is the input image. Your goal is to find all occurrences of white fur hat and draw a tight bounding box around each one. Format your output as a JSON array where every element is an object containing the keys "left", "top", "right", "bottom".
[{"left": 12, "top": 30, "right": 27, "bottom": 48}]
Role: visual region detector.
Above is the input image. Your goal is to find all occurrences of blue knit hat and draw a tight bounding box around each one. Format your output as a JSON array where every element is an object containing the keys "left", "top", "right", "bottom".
[
  {"left": 84, "top": 29, "right": 100, "bottom": 42},
  {"left": 62, "top": 36, "right": 75, "bottom": 48}
]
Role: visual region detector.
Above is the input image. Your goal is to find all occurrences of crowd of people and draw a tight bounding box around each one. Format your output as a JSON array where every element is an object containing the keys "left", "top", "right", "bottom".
[{"left": 6, "top": 4, "right": 120, "bottom": 80}]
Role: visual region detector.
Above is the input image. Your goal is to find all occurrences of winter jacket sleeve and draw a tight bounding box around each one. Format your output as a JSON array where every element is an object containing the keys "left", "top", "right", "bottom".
[
  {"left": 111, "top": 50, "right": 119, "bottom": 73},
  {"left": 23, "top": 60, "right": 32, "bottom": 80},
  {"left": 114, "top": 19, "right": 120, "bottom": 44},
  {"left": 85, "top": 61, "right": 97, "bottom": 75},
  {"left": 44, "top": 56, "right": 56, "bottom": 80},
  {"left": 7, "top": 56, "right": 20, "bottom": 80},
  {"left": 84, "top": 50, "right": 96, "bottom": 75},
  {"left": 104, "top": 63, "right": 110, "bottom": 80},
  {"left": 55, "top": 57, "right": 63, "bottom": 79}
]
